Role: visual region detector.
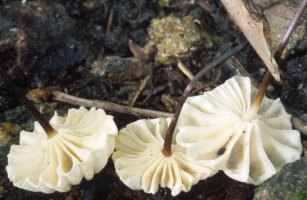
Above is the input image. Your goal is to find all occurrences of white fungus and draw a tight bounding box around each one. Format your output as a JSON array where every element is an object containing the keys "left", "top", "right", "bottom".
[
  {"left": 176, "top": 76, "right": 302, "bottom": 184},
  {"left": 6, "top": 106, "right": 118, "bottom": 193},
  {"left": 112, "top": 118, "right": 216, "bottom": 196}
]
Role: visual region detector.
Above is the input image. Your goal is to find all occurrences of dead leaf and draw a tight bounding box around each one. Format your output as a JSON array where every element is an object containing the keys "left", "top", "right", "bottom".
[{"left": 220, "top": 0, "right": 280, "bottom": 81}]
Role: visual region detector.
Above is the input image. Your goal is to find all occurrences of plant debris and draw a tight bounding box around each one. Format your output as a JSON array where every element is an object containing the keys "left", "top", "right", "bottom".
[
  {"left": 0, "top": 0, "right": 306, "bottom": 199},
  {"left": 220, "top": 0, "right": 280, "bottom": 81}
]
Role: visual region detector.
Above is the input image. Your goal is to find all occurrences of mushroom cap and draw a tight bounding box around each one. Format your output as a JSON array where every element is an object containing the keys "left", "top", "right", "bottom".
[
  {"left": 6, "top": 106, "right": 118, "bottom": 193},
  {"left": 176, "top": 76, "right": 302, "bottom": 185},
  {"left": 112, "top": 118, "right": 216, "bottom": 196}
]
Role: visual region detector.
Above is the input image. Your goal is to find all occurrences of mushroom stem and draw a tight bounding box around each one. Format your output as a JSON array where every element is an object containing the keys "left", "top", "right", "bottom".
[
  {"left": 0, "top": 68, "right": 57, "bottom": 138},
  {"left": 162, "top": 42, "right": 246, "bottom": 156},
  {"left": 242, "top": 71, "right": 272, "bottom": 121},
  {"left": 244, "top": 0, "right": 306, "bottom": 121}
]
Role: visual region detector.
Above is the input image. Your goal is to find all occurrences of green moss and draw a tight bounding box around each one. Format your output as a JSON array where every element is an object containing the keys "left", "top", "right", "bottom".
[{"left": 288, "top": 190, "right": 307, "bottom": 200}]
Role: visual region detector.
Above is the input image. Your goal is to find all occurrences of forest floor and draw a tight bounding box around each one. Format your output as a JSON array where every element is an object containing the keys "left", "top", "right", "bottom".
[{"left": 0, "top": 0, "right": 306, "bottom": 199}]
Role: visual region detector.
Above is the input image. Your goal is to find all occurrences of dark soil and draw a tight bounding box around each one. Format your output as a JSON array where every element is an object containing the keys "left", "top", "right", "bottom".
[{"left": 0, "top": 0, "right": 305, "bottom": 200}]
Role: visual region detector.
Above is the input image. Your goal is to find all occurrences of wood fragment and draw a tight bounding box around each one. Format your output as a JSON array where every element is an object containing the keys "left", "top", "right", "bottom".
[
  {"left": 52, "top": 90, "right": 172, "bottom": 118},
  {"left": 177, "top": 60, "right": 194, "bottom": 80},
  {"left": 128, "top": 40, "right": 151, "bottom": 60}
]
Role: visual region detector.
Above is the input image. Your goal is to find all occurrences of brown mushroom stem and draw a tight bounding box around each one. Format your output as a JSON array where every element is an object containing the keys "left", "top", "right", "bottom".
[
  {"left": 244, "top": 0, "right": 306, "bottom": 120},
  {"left": 242, "top": 71, "right": 272, "bottom": 121},
  {"left": 162, "top": 42, "right": 246, "bottom": 156},
  {"left": 0, "top": 68, "right": 57, "bottom": 138},
  {"left": 163, "top": 0, "right": 306, "bottom": 156}
]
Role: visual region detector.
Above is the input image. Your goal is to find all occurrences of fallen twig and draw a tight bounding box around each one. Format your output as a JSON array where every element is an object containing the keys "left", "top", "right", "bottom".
[
  {"left": 27, "top": 88, "right": 172, "bottom": 118},
  {"left": 53, "top": 91, "right": 172, "bottom": 118},
  {"left": 106, "top": 8, "right": 114, "bottom": 35}
]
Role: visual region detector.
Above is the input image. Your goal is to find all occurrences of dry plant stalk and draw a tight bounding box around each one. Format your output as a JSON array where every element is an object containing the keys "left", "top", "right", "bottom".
[
  {"left": 220, "top": 0, "right": 280, "bottom": 81},
  {"left": 26, "top": 88, "right": 172, "bottom": 119}
]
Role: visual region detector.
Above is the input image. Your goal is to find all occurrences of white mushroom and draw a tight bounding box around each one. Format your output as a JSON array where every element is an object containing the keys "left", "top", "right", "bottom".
[
  {"left": 112, "top": 118, "right": 216, "bottom": 196},
  {"left": 176, "top": 76, "right": 302, "bottom": 184},
  {"left": 6, "top": 106, "right": 118, "bottom": 193}
]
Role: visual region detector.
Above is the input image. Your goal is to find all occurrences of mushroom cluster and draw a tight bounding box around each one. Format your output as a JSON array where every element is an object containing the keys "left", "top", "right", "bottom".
[
  {"left": 7, "top": 106, "right": 118, "bottom": 193},
  {"left": 112, "top": 118, "right": 216, "bottom": 196},
  {"left": 176, "top": 76, "right": 302, "bottom": 184}
]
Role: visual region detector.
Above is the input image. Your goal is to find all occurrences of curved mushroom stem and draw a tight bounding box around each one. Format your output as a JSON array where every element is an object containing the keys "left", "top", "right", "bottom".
[
  {"left": 0, "top": 68, "right": 57, "bottom": 139},
  {"left": 162, "top": 43, "right": 246, "bottom": 156},
  {"left": 243, "top": 0, "right": 306, "bottom": 121},
  {"left": 163, "top": 0, "right": 306, "bottom": 156},
  {"left": 242, "top": 71, "right": 272, "bottom": 121}
]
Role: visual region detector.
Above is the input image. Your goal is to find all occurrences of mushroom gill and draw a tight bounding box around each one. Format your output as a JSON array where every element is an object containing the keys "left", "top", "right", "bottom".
[
  {"left": 112, "top": 118, "right": 216, "bottom": 196},
  {"left": 176, "top": 76, "right": 302, "bottom": 184},
  {"left": 6, "top": 106, "right": 118, "bottom": 193}
]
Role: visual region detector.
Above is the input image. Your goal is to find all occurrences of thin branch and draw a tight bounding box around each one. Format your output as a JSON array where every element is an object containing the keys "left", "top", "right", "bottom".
[
  {"left": 49, "top": 90, "right": 173, "bottom": 118},
  {"left": 106, "top": 8, "right": 114, "bottom": 35},
  {"left": 274, "top": 0, "right": 307, "bottom": 62}
]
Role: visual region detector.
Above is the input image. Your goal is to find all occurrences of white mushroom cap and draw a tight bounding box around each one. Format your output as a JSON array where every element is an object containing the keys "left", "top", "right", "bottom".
[
  {"left": 6, "top": 106, "right": 118, "bottom": 193},
  {"left": 112, "top": 118, "right": 216, "bottom": 196},
  {"left": 176, "top": 76, "right": 302, "bottom": 185}
]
